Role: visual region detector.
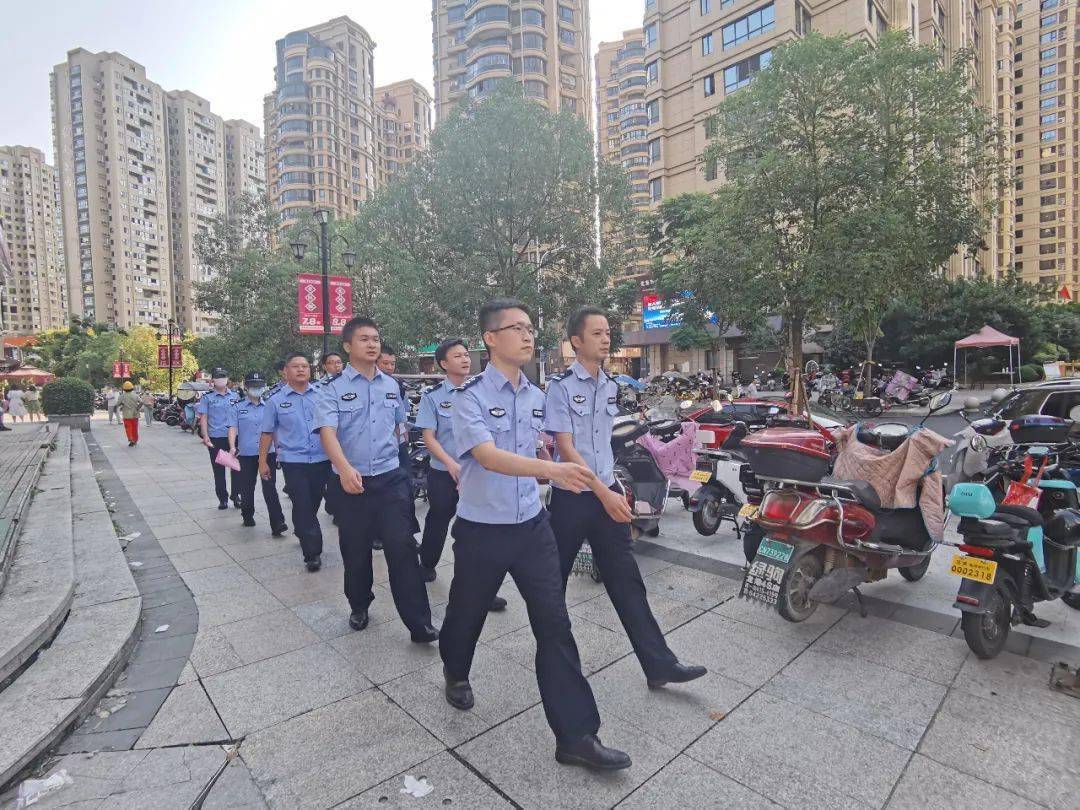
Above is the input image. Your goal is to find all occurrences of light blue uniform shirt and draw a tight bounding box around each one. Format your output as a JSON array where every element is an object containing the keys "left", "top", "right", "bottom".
[
  {"left": 196, "top": 390, "right": 236, "bottom": 438},
  {"left": 228, "top": 398, "right": 271, "bottom": 457},
  {"left": 544, "top": 361, "right": 620, "bottom": 489},
  {"left": 260, "top": 384, "right": 327, "bottom": 463},
  {"left": 312, "top": 364, "right": 405, "bottom": 476},
  {"left": 453, "top": 363, "right": 546, "bottom": 525},
  {"left": 414, "top": 379, "right": 457, "bottom": 472}
]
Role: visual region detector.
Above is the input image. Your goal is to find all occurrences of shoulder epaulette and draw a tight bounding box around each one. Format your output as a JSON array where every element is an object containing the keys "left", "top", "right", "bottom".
[
  {"left": 454, "top": 375, "right": 482, "bottom": 393},
  {"left": 323, "top": 372, "right": 342, "bottom": 385},
  {"left": 550, "top": 370, "right": 573, "bottom": 382}
]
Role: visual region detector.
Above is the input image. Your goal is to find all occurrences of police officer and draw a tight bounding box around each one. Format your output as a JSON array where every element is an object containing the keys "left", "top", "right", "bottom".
[
  {"left": 320, "top": 351, "right": 344, "bottom": 380},
  {"left": 228, "top": 372, "right": 288, "bottom": 536},
  {"left": 198, "top": 367, "right": 240, "bottom": 509},
  {"left": 315, "top": 317, "right": 436, "bottom": 640},
  {"left": 547, "top": 307, "right": 707, "bottom": 688},
  {"left": 259, "top": 353, "right": 329, "bottom": 572},
  {"left": 414, "top": 339, "right": 507, "bottom": 611},
  {"left": 263, "top": 359, "right": 286, "bottom": 402},
  {"left": 440, "top": 298, "right": 631, "bottom": 771}
]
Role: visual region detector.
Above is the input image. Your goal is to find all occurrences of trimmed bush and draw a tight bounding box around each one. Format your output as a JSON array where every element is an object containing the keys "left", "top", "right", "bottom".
[
  {"left": 41, "top": 377, "right": 95, "bottom": 415},
  {"left": 1018, "top": 364, "right": 1044, "bottom": 383}
]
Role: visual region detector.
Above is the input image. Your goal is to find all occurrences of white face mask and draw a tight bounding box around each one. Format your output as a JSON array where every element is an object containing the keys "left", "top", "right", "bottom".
[
  {"left": 212, "top": 377, "right": 228, "bottom": 390},
  {"left": 247, "top": 387, "right": 265, "bottom": 399}
]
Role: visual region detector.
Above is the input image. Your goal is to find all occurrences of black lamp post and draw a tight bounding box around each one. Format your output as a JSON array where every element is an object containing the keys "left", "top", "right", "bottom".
[
  {"left": 289, "top": 209, "right": 357, "bottom": 357},
  {"left": 156, "top": 318, "right": 183, "bottom": 397}
]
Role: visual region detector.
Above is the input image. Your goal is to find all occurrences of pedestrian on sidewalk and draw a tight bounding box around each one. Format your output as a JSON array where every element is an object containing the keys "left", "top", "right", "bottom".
[
  {"left": 546, "top": 307, "right": 706, "bottom": 690},
  {"left": 229, "top": 372, "right": 287, "bottom": 536},
  {"left": 106, "top": 387, "right": 120, "bottom": 424},
  {"left": 260, "top": 353, "right": 330, "bottom": 571},
  {"left": 198, "top": 368, "right": 241, "bottom": 510},
  {"left": 118, "top": 381, "right": 142, "bottom": 446},
  {"left": 315, "top": 318, "right": 435, "bottom": 639},
  {"left": 414, "top": 338, "right": 506, "bottom": 612},
  {"left": 140, "top": 388, "right": 155, "bottom": 427},
  {"left": 438, "top": 298, "right": 630, "bottom": 771},
  {"left": 5, "top": 385, "right": 27, "bottom": 423},
  {"left": 24, "top": 385, "right": 42, "bottom": 421},
  {"left": 0, "top": 386, "right": 10, "bottom": 431}
]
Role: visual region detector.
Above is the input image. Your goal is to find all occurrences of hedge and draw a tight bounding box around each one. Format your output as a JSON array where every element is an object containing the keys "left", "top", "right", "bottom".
[
  {"left": 41, "top": 377, "right": 95, "bottom": 415},
  {"left": 1018, "top": 364, "right": 1044, "bottom": 383}
]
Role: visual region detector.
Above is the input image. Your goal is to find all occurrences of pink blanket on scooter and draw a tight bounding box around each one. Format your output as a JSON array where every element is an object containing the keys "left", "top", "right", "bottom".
[
  {"left": 637, "top": 423, "right": 698, "bottom": 482},
  {"left": 832, "top": 425, "right": 953, "bottom": 541}
]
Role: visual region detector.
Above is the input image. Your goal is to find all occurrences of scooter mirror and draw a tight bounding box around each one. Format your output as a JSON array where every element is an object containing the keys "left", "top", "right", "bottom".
[
  {"left": 929, "top": 392, "right": 952, "bottom": 411},
  {"left": 711, "top": 399, "right": 723, "bottom": 412},
  {"left": 969, "top": 434, "right": 988, "bottom": 453},
  {"left": 1069, "top": 405, "right": 1080, "bottom": 423}
]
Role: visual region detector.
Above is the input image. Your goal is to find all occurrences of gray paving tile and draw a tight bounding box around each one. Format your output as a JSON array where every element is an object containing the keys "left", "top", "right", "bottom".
[
  {"left": 131, "top": 632, "right": 196, "bottom": 664},
  {"left": 712, "top": 593, "right": 845, "bottom": 642},
  {"left": 262, "top": 567, "right": 345, "bottom": 607},
  {"left": 687, "top": 691, "right": 909, "bottom": 809},
  {"left": 340, "top": 750, "right": 511, "bottom": 809},
  {"left": 216, "top": 608, "right": 320, "bottom": 666},
  {"left": 180, "top": 563, "right": 260, "bottom": 596},
  {"left": 291, "top": 593, "right": 354, "bottom": 641},
  {"left": 94, "top": 746, "right": 232, "bottom": 810},
  {"left": 643, "top": 566, "right": 741, "bottom": 610},
  {"left": 764, "top": 649, "right": 946, "bottom": 750},
  {"left": 814, "top": 614, "right": 969, "bottom": 686},
  {"left": 135, "top": 681, "right": 230, "bottom": 749},
  {"left": 192, "top": 582, "right": 283, "bottom": 629},
  {"left": 918, "top": 688, "right": 1080, "bottom": 808},
  {"left": 457, "top": 705, "right": 677, "bottom": 810},
  {"left": 156, "top": 532, "right": 218, "bottom": 555},
  {"left": 617, "top": 753, "right": 777, "bottom": 809},
  {"left": 113, "top": 655, "right": 187, "bottom": 693},
  {"left": 153, "top": 519, "right": 205, "bottom": 540},
  {"left": 240, "top": 691, "right": 443, "bottom": 808},
  {"left": 202, "top": 756, "right": 269, "bottom": 809},
  {"left": 329, "top": 619, "right": 443, "bottom": 685},
  {"left": 202, "top": 643, "right": 369, "bottom": 737},
  {"left": 140, "top": 585, "right": 193, "bottom": 610},
  {"left": 571, "top": 590, "right": 703, "bottom": 636},
  {"left": 169, "top": 546, "right": 233, "bottom": 573},
  {"left": 55, "top": 726, "right": 143, "bottom": 755},
  {"left": 887, "top": 754, "right": 1043, "bottom": 810},
  {"left": 81, "top": 687, "right": 171, "bottom": 733},
  {"left": 189, "top": 627, "right": 244, "bottom": 678},
  {"left": 952, "top": 650, "right": 1080, "bottom": 725},
  {"left": 488, "top": 613, "right": 633, "bottom": 676},
  {"left": 219, "top": 536, "right": 296, "bottom": 563}
]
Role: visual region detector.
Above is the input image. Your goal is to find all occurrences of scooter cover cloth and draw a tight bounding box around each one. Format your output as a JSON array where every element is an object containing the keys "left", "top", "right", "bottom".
[
  {"left": 832, "top": 425, "right": 953, "bottom": 540},
  {"left": 637, "top": 423, "right": 697, "bottom": 481}
]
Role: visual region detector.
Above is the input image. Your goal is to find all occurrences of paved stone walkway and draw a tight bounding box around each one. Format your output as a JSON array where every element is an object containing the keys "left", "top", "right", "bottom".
[{"left": 10, "top": 414, "right": 1080, "bottom": 808}]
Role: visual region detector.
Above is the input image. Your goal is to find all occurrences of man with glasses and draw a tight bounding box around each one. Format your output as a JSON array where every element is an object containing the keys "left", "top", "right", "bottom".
[{"left": 439, "top": 298, "right": 631, "bottom": 771}]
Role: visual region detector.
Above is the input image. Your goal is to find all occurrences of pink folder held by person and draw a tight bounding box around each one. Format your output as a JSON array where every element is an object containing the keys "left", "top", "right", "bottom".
[{"left": 214, "top": 449, "right": 241, "bottom": 472}]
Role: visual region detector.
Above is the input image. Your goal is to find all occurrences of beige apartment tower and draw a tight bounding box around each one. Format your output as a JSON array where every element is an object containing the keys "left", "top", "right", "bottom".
[
  {"left": 431, "top": 0, "right": 593, "bottom": 125},
  {"left": 165, "top": 91, "right": 228, "bottom": 335},
  {"left": 224, "top": 119, "right": 267, "bottom": 211},
  {"left": 0, "top": 146, "right": 68, "bottom": 333},
  {"left": 51, "top": 49, "right": 173, "bottom": 329},
  {"left": 375, "top": 80, "right": 433, "bottom": 186},
  {"left": 264, "top": 17, "right": 378, "bottom": 230}
]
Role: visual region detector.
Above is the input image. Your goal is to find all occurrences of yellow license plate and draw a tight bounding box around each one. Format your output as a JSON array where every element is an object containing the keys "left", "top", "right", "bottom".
[
  {"left": 949, "top": 554, "right": 998, "bottom": 584},
  {"left": 739, "top": 504, "right": 759, "bottom": 520},
  {"left": 690, "top": 469, "right": 712, "bottom": 483}
]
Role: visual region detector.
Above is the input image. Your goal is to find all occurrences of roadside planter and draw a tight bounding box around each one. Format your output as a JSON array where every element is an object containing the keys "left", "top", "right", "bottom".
[{"left": 41, "top": 378, "right": 95, "bottom": 432}]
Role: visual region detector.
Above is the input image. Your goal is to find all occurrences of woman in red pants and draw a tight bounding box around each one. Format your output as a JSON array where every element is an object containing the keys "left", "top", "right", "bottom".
[{"left": 118, "top": 381, "right": 142, "bottom": 446}]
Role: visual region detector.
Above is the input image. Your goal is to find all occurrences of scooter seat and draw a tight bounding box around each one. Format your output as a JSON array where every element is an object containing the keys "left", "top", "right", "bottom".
[
  {"left": 821, "top": 478, "right": 881, "bottom": 511},
  {"left": 957, "top": 516, "right": 1015, "bottom": 537}
]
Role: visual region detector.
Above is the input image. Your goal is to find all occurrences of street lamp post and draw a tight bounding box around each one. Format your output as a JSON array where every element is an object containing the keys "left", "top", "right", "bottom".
[
  {"left": 290, "top": 209, "right": 357, "bottom": 358},
  {"left": 156, "top": 319, "right": 182, "bottom": 396}
]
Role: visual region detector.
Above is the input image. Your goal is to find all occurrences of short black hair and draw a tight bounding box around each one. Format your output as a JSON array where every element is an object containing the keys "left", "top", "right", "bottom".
[
  {"left": 435, "top": 338, "right": 468, "bottom": 369},
  {"left": 274, "top": 359, "right": 286, "bottom": 372},
  {"left": 379, "top": 343, "right": 396, "bottom": 357},
  {"left": 321, "top": 351, "right": 343, "bottom": 366},
  {"left": 566, "top": 306, "right": 609, "bottom": 341},
  {"left": 479, "top": 298, "right": 531, "bottom": 336},
  {"left": 341, "top": 316, "right": 379, "bottom": 344},
  {"left": 283, "top": 351, "right": 310, "bottom": 366}
]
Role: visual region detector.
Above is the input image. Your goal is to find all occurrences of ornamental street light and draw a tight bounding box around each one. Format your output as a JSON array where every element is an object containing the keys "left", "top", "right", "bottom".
[
  {"left": 290, "top": 209, "right": 357, "bottom": 357},
  {"left": 155, "top": 318, "right": 183, "bottom": 396}
]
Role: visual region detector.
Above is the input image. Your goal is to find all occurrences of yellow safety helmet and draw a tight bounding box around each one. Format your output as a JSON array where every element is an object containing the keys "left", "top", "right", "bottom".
[{"left": 122, "top": 381, "right": 134, "bottom": 391}]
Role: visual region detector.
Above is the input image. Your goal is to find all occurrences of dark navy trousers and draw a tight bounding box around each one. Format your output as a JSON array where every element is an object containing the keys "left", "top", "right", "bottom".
[
  {"left": 237, "top": 453, "right": 285, "bottom": 527},
  {"left": 418, "top": 468, "right": 457, "bottom": 569},
  {"left": 280, "top": 460, "right": 330, "bottom": 561}
]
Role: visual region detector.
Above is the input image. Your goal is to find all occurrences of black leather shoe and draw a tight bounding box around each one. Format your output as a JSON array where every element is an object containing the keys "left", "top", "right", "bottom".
[
  {"left": 419, "top": 565, "right": 437, "bottom": 583},
  {"left": 305, "top": 556, "right": 322, "bottom": 572},
  {"left": 217, "top": 501, "right": 229, "bottom": 510},
  {"left": 488, "top": 596, "right": 507, "bottom": 612},
  {"left": 242, "top": 517, "right": 256, "bottom": 527},
  {"left": 410, "top": 624, "right": 439, "bottom": 643},
  {"left": 231, "top": 495, "right": 243, "bottom": 509},
  {"left": 647, "top": 662, "right": 708, "bottom": 689},
  {"left": 555, "top": 735, "right": 631, "bottom": 770},
  {"left": 443, "top": 667, "right": 474, "bottom": 710},
  {"left": 271, "top": 523, "right": 288, "bottom": 537},
  {"left": 349, "top": 610, "right": 369, "bottom": 631}
]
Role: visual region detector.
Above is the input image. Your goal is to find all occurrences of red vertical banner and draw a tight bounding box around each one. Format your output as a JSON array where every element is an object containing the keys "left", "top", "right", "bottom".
[
  {"left": 113, "top": 361, "right": 124, "bottom": 378},
  {"left": 170, "top": 344, "right": 183, "bottom": 367},
  {"left": 297, "top": 273, "right": 324, "bottom": 334},
  {"left": 157, "top": 346, "right": 169, "bottom": 368},
  {"left": 328, "top": 276, "right": 353, "bottom": 334}
]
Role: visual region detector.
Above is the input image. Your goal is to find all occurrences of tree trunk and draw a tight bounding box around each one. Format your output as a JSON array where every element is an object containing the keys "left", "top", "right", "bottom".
[
  {"left": 864, "top": 336, "right": 876, "bottom": 398},
  {"left": 789, "top": 315, "right": 806, "bottom": 413}
]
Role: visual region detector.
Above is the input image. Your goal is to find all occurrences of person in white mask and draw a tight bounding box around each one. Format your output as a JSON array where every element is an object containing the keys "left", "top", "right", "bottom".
[
  {"left": 227, "top": 372, "right": 288, "bottom": 535},
  {"left": 197, "top": 367, "right": 241, "bottom": 509}
]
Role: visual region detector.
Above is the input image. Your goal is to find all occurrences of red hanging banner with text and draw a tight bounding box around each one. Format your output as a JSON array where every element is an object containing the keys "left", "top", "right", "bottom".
[
  {"left": 112, "top": 361, "right": 131, "bottom": 379},
  {"left": 158, "top": 345, "right": 184, "bottom": 368},
  {"left": 327, "top": 276, "right": 353, "bottom": 334},
  {"left": 297, "top": 273, "right": 324, "bottom": 334}
]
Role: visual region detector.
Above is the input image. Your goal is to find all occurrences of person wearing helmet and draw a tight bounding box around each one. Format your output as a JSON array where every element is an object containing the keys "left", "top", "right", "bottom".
[{"left": 118, "top": 381, "right": 142, "bottom": 446}]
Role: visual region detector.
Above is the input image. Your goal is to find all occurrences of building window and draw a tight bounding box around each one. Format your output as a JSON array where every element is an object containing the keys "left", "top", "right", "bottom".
[
  {"left": 646, "top": 60, "right": 659, "bottom": 84},
  {"left": 723, "top": 49, "right": 772, "bottom": 93},
  {"left": 704, "top": 74, "right": 716, "bottom": 96},
  {"left": 645, "top": 22, "right": 658, "bottom": 48},
  {"left": 722, "top": 4, "right": 776, "bottom": 50},
  {"left": 646, "top": 99, "right": 660, "bottom": 124},
  {"left": 704, "top": 157, "right": 718, "bottom": 181},
  {"left": 648, "top": 138, "right": 661, "bottom": 163},
  {"left": 1041, "top": 46, "right": 1058, "bottom": 59},
  {"left": 702, "top": 34, "right": 714, "bottom": 55},
  {"left": 796, "top": 2, "right": 812, "bottom": 34},
  {"left": 1041, "top": 130, "right": 1058, "bottom": 141},
  {"left": 701, "top": 0, "right": 712, "bottom": 13},
  {"left": 649, "top": 177, "right": 663, "bottom": 202},
  {"left": 558, "top": 5, "right": 574, "bottom": 22},
  {"left": 1040, "top": 79, "right": 1058, "bottom": 93},
  {"left": 704, "top": 117, "right": 718, "bottom": 138}
]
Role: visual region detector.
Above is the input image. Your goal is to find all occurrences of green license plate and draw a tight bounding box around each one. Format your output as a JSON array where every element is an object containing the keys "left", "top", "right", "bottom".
[{"left": 757, "top": 539, "right": 794, "bottom": 564}]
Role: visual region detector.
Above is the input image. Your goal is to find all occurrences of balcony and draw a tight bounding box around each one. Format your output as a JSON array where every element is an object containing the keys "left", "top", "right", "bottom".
[{"left": 277, "top": 82, "right": 309, "bottom": 102}]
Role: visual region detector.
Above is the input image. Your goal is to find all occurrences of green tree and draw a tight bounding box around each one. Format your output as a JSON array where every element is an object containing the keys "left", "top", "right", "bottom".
[
  {"left": 120, "top": 325, "right": 199, "bottom": 392},
  {"left": 360, "top": 80, "right": 634, "bottom": 350}
]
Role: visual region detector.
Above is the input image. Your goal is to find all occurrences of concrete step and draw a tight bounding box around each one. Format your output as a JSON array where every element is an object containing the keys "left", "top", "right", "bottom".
[
  {"left": 0, "top": 425, "right": 53, "bottom": 594},
  {"left": 0, "top": 428, "right": 74, "bottom": 688},
  {"left": 0, "top": 429, "right": 140, "bottom": 789}
]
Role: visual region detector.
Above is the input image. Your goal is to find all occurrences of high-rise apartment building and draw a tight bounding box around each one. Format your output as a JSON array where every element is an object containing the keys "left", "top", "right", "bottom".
[
  {"left": 264, "top": 17, "right": 378, "bottom": 230},
  {"left": 224, "top": 119, "right": 267, "bottom": 210},
  {"left": 165, "top": 91, "right": 227, "bottom": 335},
  {"left": 431, "top": 0, "right": 593, "bottom": 125},
  {"left": 0, "top": 146, "right": 68, "bottom": 333},
  {"left": 52, "top": 49, "right": 173, "bottom": 328},
  {"left": 375, "top": 80, "right": 433, "bottom": 185}
]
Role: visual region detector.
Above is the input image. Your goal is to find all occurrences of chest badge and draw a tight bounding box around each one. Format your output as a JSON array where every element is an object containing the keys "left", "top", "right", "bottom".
[
  {"left": 278, "top": 401, "right": 293, "bottom": 409},
  {"left": 385, "top": 392, "right": 398, "bottom": 400},
  {"left": 488, "top": 407, "right": 506, "bottom": 418},
  {"left": 341, "top": 393, "right": 357, "bottom": 401},
  {"left": 533, "top": 409, "right": 544, "bottom": 418},
  {"left": 572, "top": 395, "right": 586, "bottom": 404},
  {"left": 608, "top": 396, "right": 617, "bottom": 404},
  {"left": 239, "top": 409, "right": 249, "bottom": 415},
  {"left": 439, "top": 401, "right": 453, "bottom": 410}
]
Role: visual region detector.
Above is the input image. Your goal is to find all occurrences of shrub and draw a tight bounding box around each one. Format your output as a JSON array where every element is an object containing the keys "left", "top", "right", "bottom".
[
  {"left": 41, "top": 377, "right": 95, "bottom": 415},
  {"left": 1018, "top": 363, "right": 1044, "bottom": 382}
]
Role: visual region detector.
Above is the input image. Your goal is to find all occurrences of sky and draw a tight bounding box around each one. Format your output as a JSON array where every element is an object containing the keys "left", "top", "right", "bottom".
[{"left": 0, "top": 0, "right": 643, "bottom": 163}]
